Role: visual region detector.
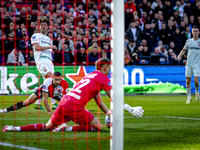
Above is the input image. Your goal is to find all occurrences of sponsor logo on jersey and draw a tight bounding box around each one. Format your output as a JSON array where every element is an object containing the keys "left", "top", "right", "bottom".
[
  {"left": 198, "top": 43, "right": 200, "bottom": 46},
  {"left": 42, "top": 85, "right": 46, "bottom": 89},
  {"left": 41, "top": 40, "right": 51, "bottom": 45},
  {"left": 32, "top": 36, "right": 36, "bottom": 39},
  {"left": 189, "top": 47, "right": 200, "bottom": 50}
]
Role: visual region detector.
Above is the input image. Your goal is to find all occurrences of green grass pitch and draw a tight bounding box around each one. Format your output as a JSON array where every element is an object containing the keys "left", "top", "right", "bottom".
[{"left": 1, "top": 94, "right": 200, "bottom": 150}]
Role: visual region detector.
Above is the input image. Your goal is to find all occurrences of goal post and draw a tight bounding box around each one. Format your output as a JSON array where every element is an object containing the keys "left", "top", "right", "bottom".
[{"left": 110, "top": 0, "right": 124, "bottom": 150}]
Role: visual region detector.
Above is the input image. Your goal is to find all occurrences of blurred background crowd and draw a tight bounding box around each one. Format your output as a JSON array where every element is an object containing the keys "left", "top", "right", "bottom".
[{"left": 0, "top": 0, "right": 197, "bottom": 66}]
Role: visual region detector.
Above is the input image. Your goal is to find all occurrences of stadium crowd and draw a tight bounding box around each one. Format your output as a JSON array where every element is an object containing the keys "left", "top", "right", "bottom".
[{"left": 0, "top": 0, "right": 197, "bottom": 65}]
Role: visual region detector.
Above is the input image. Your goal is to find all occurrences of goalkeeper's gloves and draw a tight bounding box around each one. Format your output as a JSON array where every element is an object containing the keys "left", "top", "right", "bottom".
[{"left": 129, "top": 106, "right": 144, "bottom": 119}]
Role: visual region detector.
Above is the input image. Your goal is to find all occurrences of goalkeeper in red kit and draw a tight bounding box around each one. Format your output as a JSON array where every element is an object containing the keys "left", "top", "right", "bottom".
[{"left": 3, "top": 58, "right": 144, "bottom": 132}]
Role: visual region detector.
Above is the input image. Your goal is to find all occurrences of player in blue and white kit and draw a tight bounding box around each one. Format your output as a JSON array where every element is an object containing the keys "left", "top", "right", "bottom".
[
  {"left": 31, "top": 17, "right": 58, "bottom": 110},
  {"left": 177, "top": 26, "right": 200, "bottom": 104}
]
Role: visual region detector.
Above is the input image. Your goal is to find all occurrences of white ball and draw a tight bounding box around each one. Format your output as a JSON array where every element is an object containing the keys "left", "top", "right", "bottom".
[{"left": 105, "top": 115, "right": 111, "bottom": 127}]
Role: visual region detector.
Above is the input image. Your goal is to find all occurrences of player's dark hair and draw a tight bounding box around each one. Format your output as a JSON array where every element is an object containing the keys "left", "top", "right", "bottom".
[
  {"left": 53, "top": 72, "right": 61, "bottom": 77},
  {"left": 95, "top": 58, "right": 110, "bottom": 70},
  {"left": 192, "top": 26, "right": 199, "bottom": 30},
  {"left": 40, "top": 16, "right": 50, "bottom": 26}
]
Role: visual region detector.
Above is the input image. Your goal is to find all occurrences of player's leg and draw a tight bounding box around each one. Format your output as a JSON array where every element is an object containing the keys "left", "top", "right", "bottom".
[
  {"left": 194, "top": 76, "right": 199, "bottom": 101},
  {"left": 54, "top": 108, "right": 101, "bottom": 132},
  {"left": 3, "top": 107, "right": 60, "bottom": 132},
  {"left": 2, "top": 118, "right": 57, "bottom": 132},
  {"left": 34, "top": 98, "right": 45, "bottom": 110},
  {"left": 34, "top": 59, "right": 54, "bottom": 109},
  {"left": 51, "top": 98, "right": 58, "bottom": 110},
  {"left": 33, "top": 87, "right": 45, "bottom": 110},
  {"left": 186, "top": 77, "right": 192, "bottom": 103},
  {"left": 185, "top": 66, "right": 193, "bottom": 104},
  {"left": 0, "top": 93, "right": 38, "bottom": 113}
]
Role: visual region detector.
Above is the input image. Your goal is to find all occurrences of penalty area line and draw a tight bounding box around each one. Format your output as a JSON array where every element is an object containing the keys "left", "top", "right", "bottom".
[{"left": 0, "top": 142, "right": 46, "bottom": 150}]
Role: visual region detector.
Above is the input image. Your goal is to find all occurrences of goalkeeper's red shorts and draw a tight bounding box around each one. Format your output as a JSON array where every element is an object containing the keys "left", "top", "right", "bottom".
[{"left": 51, "top": 100, "right": 94, "bottom": 126}]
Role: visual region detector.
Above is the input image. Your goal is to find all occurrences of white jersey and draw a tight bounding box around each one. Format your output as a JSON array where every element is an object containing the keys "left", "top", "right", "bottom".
[
  {"left": 31, "top": 33, "right": 53, "bottom": 63},
  {"left": 183, "top": 38, "right": 200, "bottom": 68}
]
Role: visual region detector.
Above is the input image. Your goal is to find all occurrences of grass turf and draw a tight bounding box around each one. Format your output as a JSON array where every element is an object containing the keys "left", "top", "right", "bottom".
[{"left": 0, "top": 94, "right": 200, "bottom": 150}]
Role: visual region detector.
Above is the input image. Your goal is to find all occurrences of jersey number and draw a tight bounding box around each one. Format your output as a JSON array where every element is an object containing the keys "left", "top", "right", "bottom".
[{"left": 74, "top": 79, "right": 90, "bottom": 93}]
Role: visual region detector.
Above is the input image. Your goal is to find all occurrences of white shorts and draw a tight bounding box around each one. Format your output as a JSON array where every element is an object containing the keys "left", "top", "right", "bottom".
[
  {"left": 36, "top": 58, "right": 54, "bottom": 78},
  {"left": 185, "top": 66, "right": 200, "bottom": 77}
]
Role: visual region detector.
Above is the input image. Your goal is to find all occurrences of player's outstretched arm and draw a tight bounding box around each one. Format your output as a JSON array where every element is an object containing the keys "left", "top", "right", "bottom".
[
  {"left": 94, "top": 93, "right": 111, "bottom": 115},
  {"left": 177, "top": 49, "right": 186, "bottom": 61},
  {"left": 43, "top": 92, "right": 52, "bottom": 114}
]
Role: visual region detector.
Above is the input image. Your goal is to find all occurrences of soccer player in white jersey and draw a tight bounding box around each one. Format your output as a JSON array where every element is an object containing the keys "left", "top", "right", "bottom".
[
  {"left": 31, "top": 17, "right": 58, "bottom": 110},
  {"left": 177, "top": 26, "right": 200, "bottom": 104}
]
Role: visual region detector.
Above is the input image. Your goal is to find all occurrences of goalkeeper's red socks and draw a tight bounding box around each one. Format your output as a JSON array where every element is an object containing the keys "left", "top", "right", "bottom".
[
  {"left": 20, "top": 124, "right": 46, "bottom": 131},
  {"left": 72, "top": 125, "right": 97, "bottom": 132}
]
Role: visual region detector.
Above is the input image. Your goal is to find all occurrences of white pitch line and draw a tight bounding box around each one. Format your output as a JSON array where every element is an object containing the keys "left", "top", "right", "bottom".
[
  {"left": 162, "top": 116, "right": 200, "bottom": 120},
  {"left": 0, "top": 142, "right": 46, "bottom": 150}
]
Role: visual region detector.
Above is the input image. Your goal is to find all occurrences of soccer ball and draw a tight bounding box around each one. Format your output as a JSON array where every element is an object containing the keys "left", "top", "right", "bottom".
[{"left": 105, "top": 115, "right": 111, "bottom": 127}]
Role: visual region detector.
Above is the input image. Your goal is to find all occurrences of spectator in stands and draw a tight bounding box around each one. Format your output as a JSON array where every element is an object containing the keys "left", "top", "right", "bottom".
[
  {"left": 6, "top": 48, "right": 25, "bottom": 65},
  {"left": 174, "top": 0, "right": 184, "bottom": 17},
  {"left": 189, "top": 15, "right": 197, "bottom": 27},
  {"left": 154, "top": 0, "right": 164, "bottom": 13},
  {"left": 28, "top": 50, "right": 35, "bottom": 65},
  {"left": 173, "top": 10, "right": 182, "bottom": 26},
  {"left": 124, "top": 46, "right": 134, "bottom": 66},
  {"left": 4, "top": 11, "right": 11, "bottom": 26},
  {"left": 9, "top": 1, "right": 20, "bottom": 16},
  {"left": 173, "top": 27, "right": 186, "bottom": 54},
  {"left": 151, "top": 47, "right": 163, "bottom": 64},
  {"left": 4, "top": 32, "right": 16, "bottom": 61},
  {"left": 19, "top": 28, "right": 32, "bottom": 59},
  {"left": 185, "top": 25, "right": 191, "bottom": 40},
  {"left": 142, "top": 22, "right": 157, "bottom": 51},
  {"left": 171, "top": 52, "right": 180, "bottom": 65},
  {"left": 125, "top": 0, "right": 136, "bottom": 14},
  {"left": 140, "top": 12, "right": 147, "bottom": 28},
  {"left": 140, "top": 39, "right": 147, "bottom": 47},
  {"left": 127, "top": 40, "right": 137, "bottom": 57},
  {"left": 58, "top": 31, "right": 74, "bottom": 59},
  {"left": 159, "top": 46, "right": 169, "bottom": 64},
  {"left": 102, "top": 42, "right": 110, "bottom": 60},
  {"left": 93, "top": 4, "right": 99, "bottom": 20},
  {"left": 86, "top": 39, "right": 102, "bottom": 55},
  {"left": 168, "top": 41, "right": 175, "bottom": 52},
  {"left": 184, "top": 1, "right": 194, "bottom": 18},
  {"left": 126, "top": 21, "right": 141, "bottom": 45},
  {"left": 179, "top": 21, "right": 186, "bottom": 33},
  {"left": 158, "top": 23, "right": 168, "bottom": 45},
  {"left": 166, "top": 20, "right": 175, "bottom": 43},
  {"left": 125, "top": 8, "right": 134, "bottom": 31},
  {"left": 88, "top": 8, "right": 98, "bottom": 25},
  {"left": 77, "top": 46, "right": 87, "bottom": 64},
  {"left": 89, "top": 46, "right": 101, "bottom": 63},
  {"left": 164, "top": 0, "right": 174, "bottom": 21},
  {"left": 62, "top": 41, "right": 72, "bottom": 64},
  {"left": 73, "top": 4, "right": 85, "bottom": 25},
  {"left": 139, "top": 45, "right": 151, "bottom": 64},
  {"left": 0, "top": 51, "right": 5, "bottom": 64}
]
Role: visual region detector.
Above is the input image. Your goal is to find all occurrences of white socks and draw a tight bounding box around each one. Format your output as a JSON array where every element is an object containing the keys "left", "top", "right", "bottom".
[
  {"left": 195, "top": 85, "right": 199, "bottom": 94},
  {"left": 35, "top": 98, "right": 42, "bottom": 105},
  {"left": 123, "top": 103, "right": 131, "bottom": 112},
  {"left": 35, "top": 98, "right": 56, "bottom": 105},
  {"left": 186, "top": 85, "right": 191, "bottom": 98},
  {"left": 51, "top": 98, "right": 56, "bottom": 105}
]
